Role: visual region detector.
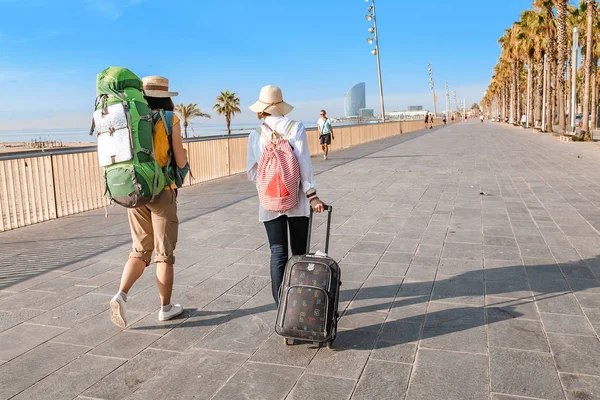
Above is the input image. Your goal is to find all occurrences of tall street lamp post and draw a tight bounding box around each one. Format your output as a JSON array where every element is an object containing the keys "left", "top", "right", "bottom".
[
  {"left": 445, "top": 82, "right": 451, "bottom": 119},
  {"left": 428, "top": 63, "right": 437, "bottom": 116},
  {"left": 365, "top": 0, "right": 385, "bottom": 122}
]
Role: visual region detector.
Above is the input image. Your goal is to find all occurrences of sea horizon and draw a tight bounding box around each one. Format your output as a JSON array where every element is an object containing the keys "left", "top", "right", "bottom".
[{"left": 0, "top": 121, "right": 343, "bottom": 144}]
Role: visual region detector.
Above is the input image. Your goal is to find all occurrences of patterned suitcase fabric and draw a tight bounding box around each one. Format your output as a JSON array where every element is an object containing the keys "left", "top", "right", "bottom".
[{"left": 276, "top": 256, "right": 340, "bottom": 342}]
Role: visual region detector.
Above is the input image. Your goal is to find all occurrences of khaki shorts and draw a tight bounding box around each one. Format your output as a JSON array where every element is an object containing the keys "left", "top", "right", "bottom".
[{"left": 128, "top": 190, "right": 178, "bottom": 265}]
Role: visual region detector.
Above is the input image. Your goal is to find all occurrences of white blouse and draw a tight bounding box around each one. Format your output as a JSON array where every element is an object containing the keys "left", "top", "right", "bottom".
[{"left": 246, "top": 116, "right": 317, "bottom": 222}]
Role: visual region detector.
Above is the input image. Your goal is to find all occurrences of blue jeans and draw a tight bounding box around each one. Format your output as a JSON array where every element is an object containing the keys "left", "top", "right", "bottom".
[{"left": 263, "top": 215, "right": 310, "bottom": 305}]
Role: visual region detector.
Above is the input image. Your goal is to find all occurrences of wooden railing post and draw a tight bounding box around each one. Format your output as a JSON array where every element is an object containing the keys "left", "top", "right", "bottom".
[{"left": 50, "top": 154, "right": 59, "bottom": 220}]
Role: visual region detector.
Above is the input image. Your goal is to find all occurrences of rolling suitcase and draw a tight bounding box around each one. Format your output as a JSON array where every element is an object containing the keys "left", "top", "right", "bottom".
[{"left": 275, "top": 205, "right": 341, "bottom": 348}]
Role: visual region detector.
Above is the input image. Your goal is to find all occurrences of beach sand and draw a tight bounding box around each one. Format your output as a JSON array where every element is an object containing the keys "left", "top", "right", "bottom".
[{"left": 0, "top": 142, "right": 95, "bottom": 155}]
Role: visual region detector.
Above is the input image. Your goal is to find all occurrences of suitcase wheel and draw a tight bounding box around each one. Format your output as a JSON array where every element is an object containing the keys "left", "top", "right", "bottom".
[
  {"left": 327, "top": 341, "right": 334, "bottom": 349},
  {"left": 285, "top": 338, "right": 294, "bottom": 346}
]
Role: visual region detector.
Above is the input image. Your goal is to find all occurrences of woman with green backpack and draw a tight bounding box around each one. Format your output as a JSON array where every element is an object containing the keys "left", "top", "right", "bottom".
[{"left": 109, "top": 75, "right": 189, "bottom": 328}]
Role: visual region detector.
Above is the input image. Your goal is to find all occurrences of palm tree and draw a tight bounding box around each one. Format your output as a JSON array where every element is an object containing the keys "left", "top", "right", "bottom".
[
  {"left": 556, "top": 0, "right": 569, "bottom": 133},
  {"left": 582, "top": 0, "right": 596, "bottom": 139},
  {"left": 213, "top": 90, "right": 241, "bottom": 135},
  {"left": 174, "top": 104, "right": 211, "bottom": 139},
  {"left": 520, "top": 10, "right": 543, "bottom": 127},
  {"left": 535, "top": 0, "right": 556, "bottom": 132}
]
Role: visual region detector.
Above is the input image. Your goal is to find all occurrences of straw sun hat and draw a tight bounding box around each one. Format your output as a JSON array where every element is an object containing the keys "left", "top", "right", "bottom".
[
  {"left": 249, "top": 85, "right": 294, "bottom": 116},
  {"left": 142, "top": 76, "right": 179, "bottom": 98}
]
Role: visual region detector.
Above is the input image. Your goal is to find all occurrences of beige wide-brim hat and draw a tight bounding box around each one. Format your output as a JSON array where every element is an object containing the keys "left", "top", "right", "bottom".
[
  {"left": 249, "top": 85, "right": 294, "bottom": 116},
  {"left": 142, "top": 76, "right": 179, "bottom": 98}
]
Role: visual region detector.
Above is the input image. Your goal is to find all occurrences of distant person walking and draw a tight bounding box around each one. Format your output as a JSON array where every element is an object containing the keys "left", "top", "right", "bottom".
[
  {"left": 246, "top": 85, "right": 325, "bottom": 305},
  {"left": 429, "top": 114, "right": 434, "bottom": 129},
  {"left": 442, "top": 114, "right": 447, "bottom": 125},
  {"left": 110, "top": 76, "right": 188, "bottom": 328},
  {"left": 424, "top": 112, "right": 429, "bottom": 128},
  {"left": 317, "top": 110, "right": 334, "bottom": 160}
]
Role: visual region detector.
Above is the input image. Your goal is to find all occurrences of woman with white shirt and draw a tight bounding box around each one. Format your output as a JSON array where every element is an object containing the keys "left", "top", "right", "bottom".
[{"left": 246, "top": 85, "right": 326, "bottom": 305}]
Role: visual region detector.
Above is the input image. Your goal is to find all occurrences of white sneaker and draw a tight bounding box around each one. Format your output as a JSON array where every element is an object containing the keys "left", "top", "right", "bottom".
[
  {"left": 324, "top": 154, "right": 327, "bottom": 160},
  {"left": 109, "top": 293, "right": 127, "bottom": 328},
  {"left": 159, "top": 304, "right": 184, "bottom": 321}
]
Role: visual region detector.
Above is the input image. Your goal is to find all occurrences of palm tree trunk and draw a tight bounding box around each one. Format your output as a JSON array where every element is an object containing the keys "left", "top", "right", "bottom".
[
  {"left": 535, "top": 57, "right": 544, "bottom": 127},
  {"left": 529, "top": 58, "right": 535, "bottom": 126},
  {"left": 546, "top": 39, "right": 555, "bottom": 132},
  {"left": 557, "top": 0, "right": 568, "bottom": 133},
  {"left": 515, "top": 61, "right": 523, "bottom": 124},
  {"left": 566, "top": 51, "right": 571, "bottom": 125},
  {"left": 582, "top": 0, "right": 595, "bottom": 138},
  {"left": 183, "top": 122, "right": 188, "bottom": 139},
  {"left": 503, "top": 84, "right": 508, "bottom": 120},
  {"left": 226, "top": 115, "right": 231, "bottom": 135},
  {"left": 510, "top": 60, "right": 517, "bottom": 124},
  {"left": 592, "top": 62, "right": 598, "bottom": 129}
]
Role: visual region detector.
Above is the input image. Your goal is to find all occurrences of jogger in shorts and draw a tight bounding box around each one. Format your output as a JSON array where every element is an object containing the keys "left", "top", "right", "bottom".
[{"left": 317, "top": 110, "right": 334, "bottom": 160}]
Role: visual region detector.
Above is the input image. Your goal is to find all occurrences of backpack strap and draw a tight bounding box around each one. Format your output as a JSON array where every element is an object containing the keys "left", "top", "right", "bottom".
[
  {"left": 157, "top": 111, "right": 174, "bottom": 190},
  {"left": 163, "top": 111, "right": 173, "bottom": 136},
  {"left": 260, "top": 121, "right": 297, "bottom": 141}
]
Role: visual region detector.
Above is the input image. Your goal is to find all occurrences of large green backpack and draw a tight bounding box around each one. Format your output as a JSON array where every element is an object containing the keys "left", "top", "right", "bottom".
[{"left": 90, "top": 67, "right": 167, "bottom": 208}]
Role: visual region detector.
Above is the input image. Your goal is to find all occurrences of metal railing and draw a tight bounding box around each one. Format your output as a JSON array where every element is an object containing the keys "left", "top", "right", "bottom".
[{"left": 0, "top": 119, "right": 448, "bottom": 232}]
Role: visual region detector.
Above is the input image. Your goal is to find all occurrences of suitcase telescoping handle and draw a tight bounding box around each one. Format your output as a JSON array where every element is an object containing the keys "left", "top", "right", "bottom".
[{"left": 306, "top": 205, "right": 333, "bottom": 255}]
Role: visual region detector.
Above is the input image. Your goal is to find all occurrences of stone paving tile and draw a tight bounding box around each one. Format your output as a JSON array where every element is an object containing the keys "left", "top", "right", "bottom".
[
  {"left": 83, "top": 348, "right": 180, "bottom": 399},
  {"left": 226, "top": 275, "right": 270, "bottom": 297},
  {"left": 89, "top": 331, "right": 158, "bottom": 359},
  {"left": 211, "top": 361, "right": 303, "bottom": 400},
  {"left": 150, "top": 294, "right": 250, "bottom": 352},
  {"left": 420, "top": 301, "right": 487, "bottom": 354},
  {"left": 438, "top": 258, "right": 483, "bottom": 277},
  {"left": 213, "top": 263, "right": 262, "bottom": 280},
  {"left": 306, "top": 329, "right": 377, "bottom": 380},
  {"left": 288, "top": 373, "right": 356, "bottom": 400},
  {"left": 442, "top": 242, "right": 483, "bottom": 260},
  {"left": 486, "top": 296, "right": 539, "bottom": 320},
  {"left": 491, "top": 394, "right": 545, "bottom": 399},
  {"left": 250, "top": 333, "right": 319, "bottom": 367},
  {"left": 547, "top": 333, "right": 600, "bottom": 376},
  {"left": 0, "top": 322, "right": 66, "bottom": 362},
  {"left": 12, "top": 354, "right": 124, "bottom": 400},
  {"left": 174, "top": 265, "right": 221, "bottom": 287},
  {"left": 352, "top": 359, "right": 411, "bottom": 400},
  {"left": 0, "top": 308, "right": 43, "bottom": 333},
  {"left": 535, "top": 292, "right": 585, "bottom": 315},
  {"left": 406, "top": 348, "right": 489, "bottom": 400},
  {"left": 490, "top": 347, "right": 564, "bottom": 400},
  {"left": 540, "top": 313, "right": 597, "bottom": 336},
  {"left": 379, "top": 251, "right": 413, "bottom": 265},
  {"left": 28, "top": 292, "right": 108, "bottom": 327},
  {"left": 370, "top": 320, "right": 421, "bottom": 364},
  {"left": 386, "top": 238, "right": 420, "bottom": 253},
  {"left": 193, "top": 309, "right": 276, "bottom": 354},
  {"left": 0, "top": 342, "right": 87, "bottom": 399},
  {"left": 0, "top": 285, "right": 94, "bottom": 312},
  {"left": 51, "top": 309, "right": 148, "bottom": 347},
  {"left": 127, "top": 349, "right": 249, "bottom": 400},
  {"left": 431, "top": 275, "right": 484, "bottom": 305},
  {"left": 560, "top": 373, "right": 600, "bottom": 400},
  {"left": 488, "top": 318, "right": 549, "bottom": 352}
]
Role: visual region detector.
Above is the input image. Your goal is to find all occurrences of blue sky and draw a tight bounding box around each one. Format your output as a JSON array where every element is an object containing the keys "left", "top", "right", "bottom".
[{"left": 0, "top": 0, "right": 532, "bottom": 130}]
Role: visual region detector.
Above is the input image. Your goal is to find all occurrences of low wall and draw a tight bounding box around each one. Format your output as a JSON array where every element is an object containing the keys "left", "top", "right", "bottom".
[{"left": 0, "top": 118, "right": 452, "bottom": 232}]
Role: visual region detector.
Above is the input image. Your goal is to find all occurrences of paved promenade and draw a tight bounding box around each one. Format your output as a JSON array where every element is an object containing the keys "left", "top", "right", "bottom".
[{"left": 2, "top": 121, "right": 600, "bottom": 400}]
